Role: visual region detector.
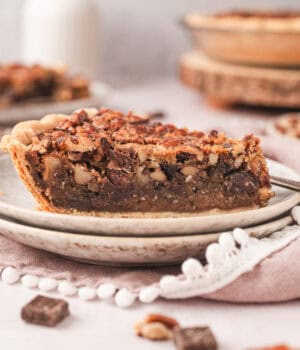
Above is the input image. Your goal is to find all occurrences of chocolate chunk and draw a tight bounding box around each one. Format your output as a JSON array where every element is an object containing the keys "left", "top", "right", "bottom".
[
  {"left": 224, "top": 171, "right": 258, "bottom": 195},
  {"left": 108, "top": 149, "right": 136, "bottom": 172},
  {"left": 209, "top": 130, "right": 219, "bottom": 137},
  {"left": 106, "top": 169, "right": 131, "bottom": 186},
  {"left": 173, "top": 327, "right": 218, "bottom": 350},
  {"left": 176, "top": 152, "right": 197, "bottom": 163},
  {"left": 21, "top": 295, "right": 70, "bottom": 327},
  {"left": 160, "top": 162, "right": 180, "bottom": 180}
]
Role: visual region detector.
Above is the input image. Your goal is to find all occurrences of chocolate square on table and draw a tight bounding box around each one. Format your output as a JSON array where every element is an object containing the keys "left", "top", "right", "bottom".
[
  {"left": 21, "top": 295, "right": 70, "bottom": 327},
  {"left": 173, "top": 326, "right": 218, "bottom": 350}
]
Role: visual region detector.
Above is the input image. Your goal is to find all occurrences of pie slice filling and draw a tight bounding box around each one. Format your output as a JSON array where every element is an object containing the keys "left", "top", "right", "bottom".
[{"left": 1, "top": 108, "right": 273, "bottom": 215}]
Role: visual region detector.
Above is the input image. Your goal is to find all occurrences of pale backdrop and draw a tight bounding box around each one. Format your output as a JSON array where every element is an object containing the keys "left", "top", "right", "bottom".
[{"left": 0, "top": 0, "right": 299, "bottom": 84}]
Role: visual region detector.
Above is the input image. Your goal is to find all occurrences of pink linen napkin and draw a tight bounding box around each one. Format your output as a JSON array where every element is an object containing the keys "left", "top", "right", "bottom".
[
  {"left": 0, "top": 233, "right": 300, "bottom": 303},
  {"left": 205, "top": 236, "right": 300, "bottom": 303}
]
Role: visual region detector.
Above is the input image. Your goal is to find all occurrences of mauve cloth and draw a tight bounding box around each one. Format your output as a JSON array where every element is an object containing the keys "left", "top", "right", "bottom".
[
  {"left": 0, "top": 233, "right": 300, "bottom": 302},
  {"left": 205, "top": 237, "right": 300, "bottom": 302}
]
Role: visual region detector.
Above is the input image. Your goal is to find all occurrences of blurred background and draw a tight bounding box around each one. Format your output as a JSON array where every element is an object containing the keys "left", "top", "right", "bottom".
[
  {"left": 1, "top": 0, "right": 299, "bottom": 86},
  {"left": 0, "top": 0, "right": 299, "bottom": 171}
]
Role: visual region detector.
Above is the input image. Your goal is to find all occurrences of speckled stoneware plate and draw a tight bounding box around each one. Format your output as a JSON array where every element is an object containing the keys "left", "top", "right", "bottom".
[
  {"left": 0, "top": 214, "right": 293, "bottom": 266},
  {"left": 0, "top": 82, "right": 110, "bottom": 124},
  {"left": 0, "top": 155, "right": 299, "bottom": 236}
]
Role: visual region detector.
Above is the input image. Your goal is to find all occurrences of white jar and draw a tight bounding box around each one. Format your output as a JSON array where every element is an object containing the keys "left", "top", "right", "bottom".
[{"left": 21, "top": 0, "right": 101, "bottom": 78}]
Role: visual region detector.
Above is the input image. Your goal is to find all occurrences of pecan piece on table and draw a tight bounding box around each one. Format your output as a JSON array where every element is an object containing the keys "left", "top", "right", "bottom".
[{"left": 134, "top": 313, "right": 179, "bottom": 341}]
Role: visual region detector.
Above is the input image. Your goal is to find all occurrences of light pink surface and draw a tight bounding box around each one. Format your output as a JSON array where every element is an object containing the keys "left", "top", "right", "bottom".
[{"left": 3, "top": 284, "right": 300, "bottom": 350}]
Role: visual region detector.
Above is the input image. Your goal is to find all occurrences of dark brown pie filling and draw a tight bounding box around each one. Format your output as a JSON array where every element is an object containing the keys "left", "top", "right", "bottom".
[{"left": 25, "top": 152, "right": 264, "bottom": 212}]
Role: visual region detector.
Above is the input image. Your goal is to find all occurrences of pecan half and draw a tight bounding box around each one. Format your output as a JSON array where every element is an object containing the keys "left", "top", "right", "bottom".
[
  {"left": 144, "top": 313, "right": 179, "bottom": 329},
  {"left": 134, "top": 313, "right": 179, "bottom": 341}
]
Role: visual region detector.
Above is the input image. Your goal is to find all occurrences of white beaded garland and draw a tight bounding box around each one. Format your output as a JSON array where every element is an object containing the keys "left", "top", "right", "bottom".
[
  {"left": 115, "top": 288, "right": 136, "bottom": 308},
  {"left": 292, "top": 206, "right": 300, "bottom": 225},
  {"left": 139, "top": 286, "right": 160, "bottom": 303},
  {"left": 159, "top": 275, "right": 178, "bottom": 291},
  {"left": 21, "top": 274, "right": 39, "bottom": 289},
  {"left": 233, "top": 228, "right": 250, "bottom": 246},
  {"left": 58, "top": 281, "right": 77, "bottom": 296},
  {"left": 97, "top": 283, "right": 116, "bottom": 299},
  {"left": 38, "top": 278, "right": 58, "bottom": 292},
  {"left": 218, "top": 233, "right": 237, "bottom": 256},
  {"left": 181, "top": 258, "right": 203, "bottom": 279},
  {"left": 1, "top": 267, "right": 20, "bottom": 285},
  {"left": 205, "top": 243, "right": 224, "bottom": 266},
  {"left": 78, "top": 287, "right": 96, "bottom": 301}
]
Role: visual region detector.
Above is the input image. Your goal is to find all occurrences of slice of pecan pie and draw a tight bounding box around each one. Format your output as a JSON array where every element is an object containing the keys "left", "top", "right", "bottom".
[{"left": 1, "top": 108, "right": 273, "bottom": 216}]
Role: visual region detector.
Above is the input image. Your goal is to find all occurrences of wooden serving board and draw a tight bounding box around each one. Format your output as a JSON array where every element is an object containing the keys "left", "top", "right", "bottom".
[{"left": 180, "top": 51, "right": 300, "bottom": 108}]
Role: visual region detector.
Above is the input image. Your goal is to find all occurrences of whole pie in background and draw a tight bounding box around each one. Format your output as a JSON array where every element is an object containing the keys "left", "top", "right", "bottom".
[
  {"left": 184, "top": 10, "right": 300, "bottom": 67},
  {"left": 182, "top": 10, "right": 300, "bottom": 109}
]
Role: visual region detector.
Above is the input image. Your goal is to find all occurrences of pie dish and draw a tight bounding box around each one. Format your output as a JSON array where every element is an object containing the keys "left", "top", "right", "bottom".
[
  {"left": 183, "top": 10, "right": 300, "bottom": 66},
  {"left": 0, "top": 108, "right": 273, "bottom": 216},
  {"left": 0, "top": 63, "right": 90, "bottom": 109}
]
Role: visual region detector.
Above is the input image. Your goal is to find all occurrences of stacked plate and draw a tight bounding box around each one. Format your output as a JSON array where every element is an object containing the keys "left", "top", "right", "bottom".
[{"left": 0, "top": 155, "right": 299, "bottom": 267}]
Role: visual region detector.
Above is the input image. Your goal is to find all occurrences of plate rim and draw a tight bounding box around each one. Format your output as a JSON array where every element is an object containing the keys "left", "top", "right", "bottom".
[
  {"left": 0, "top": 212, "right": 292, "bottom": 241},
  {"left": 0, "top": 214, "right": 293, "bottom": 266}
]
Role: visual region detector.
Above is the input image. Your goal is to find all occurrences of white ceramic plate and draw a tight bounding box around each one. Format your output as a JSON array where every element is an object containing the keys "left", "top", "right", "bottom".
[
  {"left": 0, "top": 82, "right": 110, "bottom": 124},
  {"left": 0, "top": 155, "right": 298, "bottom": 236},
  {"left": 0, "top": 214, "right": 293, "bottom": 266}
]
